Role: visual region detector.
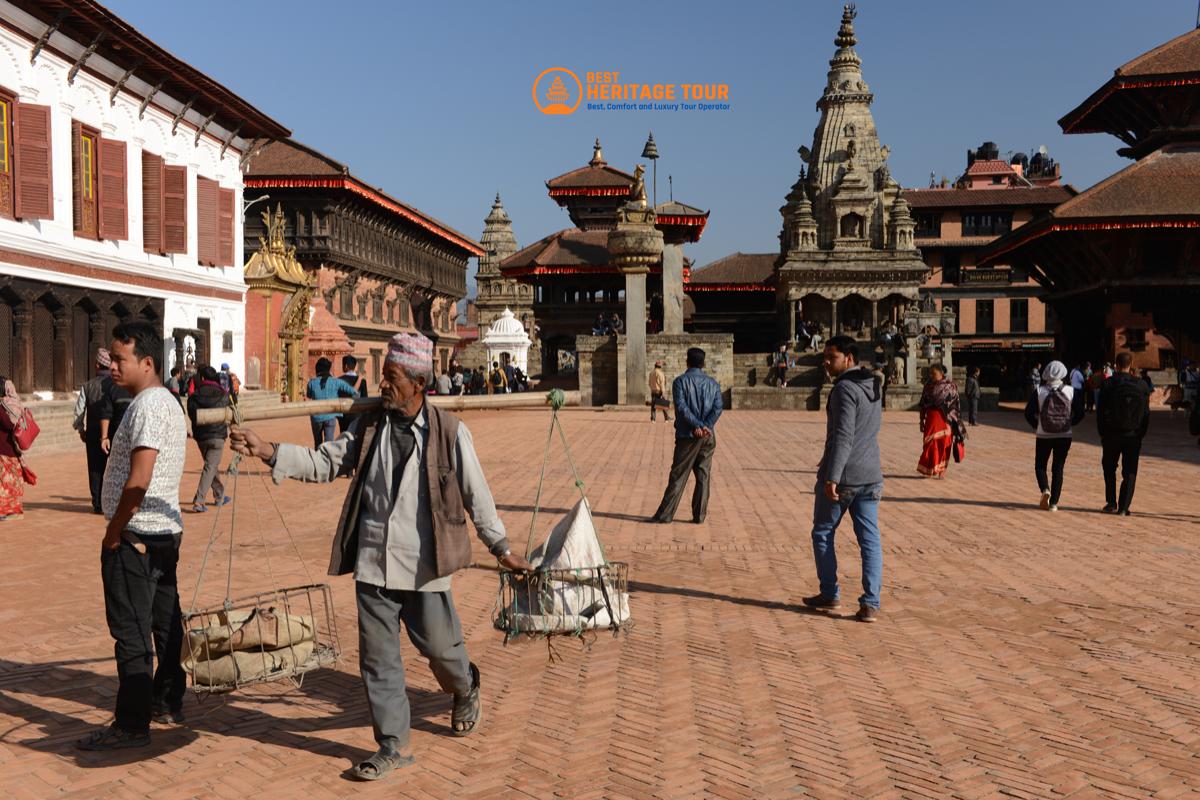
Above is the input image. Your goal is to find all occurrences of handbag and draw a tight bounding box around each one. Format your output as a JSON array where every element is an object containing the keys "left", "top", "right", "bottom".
[
  {"left": 11, "top": 408, "right": 39, "bottom": 453},
  {"left": 952, "top": 438, "right": 965, "bottom": 464},
  {"left": 19, "top": 460, "right": 36, "bottom": 486}
]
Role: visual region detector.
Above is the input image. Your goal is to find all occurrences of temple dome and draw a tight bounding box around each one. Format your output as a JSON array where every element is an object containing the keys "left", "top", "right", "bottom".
[{"left": 483, "top": 308, "right": 528, "bottom": 340}]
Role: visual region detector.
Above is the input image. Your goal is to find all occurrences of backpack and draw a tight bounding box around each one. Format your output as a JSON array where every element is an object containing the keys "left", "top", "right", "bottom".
[
  {"left": 1039, "top": 387, "right": 1072, "bottom": 434},
  {"left": 230, "top": 373, "right": 241, "bottom": 395},
  {"left": 1101, "top": 379, "right": 1147, "bottom": 437},
  {"left": 490, "top": 369, "right": 505, "bottom": 387}
]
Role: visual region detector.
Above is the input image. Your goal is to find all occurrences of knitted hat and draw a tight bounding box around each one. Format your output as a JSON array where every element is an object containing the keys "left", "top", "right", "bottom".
[
  {"left": 96, "top": 348, "right": 111, "bottom": 368},
  {"left": 386, "top": 332, "right": 434, "bottom": 374}
]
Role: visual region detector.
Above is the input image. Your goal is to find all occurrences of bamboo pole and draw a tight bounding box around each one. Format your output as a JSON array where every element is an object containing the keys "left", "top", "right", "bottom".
[{"left": 195, "top": 391, "right": 582, "bottom": 425}]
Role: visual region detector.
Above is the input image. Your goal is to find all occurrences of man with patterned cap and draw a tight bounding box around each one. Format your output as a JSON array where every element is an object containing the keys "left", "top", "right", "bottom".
[{"left": 230, "top": 331, "right": 532, "bottom": 781}]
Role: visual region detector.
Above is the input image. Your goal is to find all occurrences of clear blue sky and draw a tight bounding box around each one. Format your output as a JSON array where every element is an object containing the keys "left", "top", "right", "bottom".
[{"left": 110, "top": 0, "right": 1197, "bottom": 290}]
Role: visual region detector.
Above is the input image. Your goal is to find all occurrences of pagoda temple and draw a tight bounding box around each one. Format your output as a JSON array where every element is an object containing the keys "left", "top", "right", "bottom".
[
  {"left": 980, "top": 25, "right": 1200, "bottom": 369},
  {"left": 499, "top": 139, "right": 708, "bottom": 378},
  {"left": 774, "top": 4, "right": 928, "bottom": 341}
]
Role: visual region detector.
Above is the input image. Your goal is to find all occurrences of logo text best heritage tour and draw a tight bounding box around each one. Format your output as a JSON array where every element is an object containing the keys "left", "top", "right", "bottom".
[{"left": 533, "top": 68, "right": 731, "bottom": 116}]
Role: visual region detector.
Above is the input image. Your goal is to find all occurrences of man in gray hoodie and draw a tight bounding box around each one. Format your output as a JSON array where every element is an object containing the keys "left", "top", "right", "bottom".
[{"left": 803, "top": 335, "right": 885, "bottom": 623}]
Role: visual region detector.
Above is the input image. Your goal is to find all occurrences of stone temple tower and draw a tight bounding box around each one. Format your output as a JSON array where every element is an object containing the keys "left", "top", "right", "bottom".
[
  {"left": 475, "top": 193, "right": 533, "bottom": 331},
  {"left": 776, "top": 4, "right": 927, "bottom": 342}
]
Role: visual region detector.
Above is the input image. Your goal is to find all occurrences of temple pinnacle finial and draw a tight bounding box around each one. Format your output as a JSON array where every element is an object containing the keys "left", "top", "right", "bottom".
[
  {"left": 590, "top": 137, "right": 605, "bottom": 166},
  {"left": 835, "top": 3, "right": 857, "bottom": 48}
]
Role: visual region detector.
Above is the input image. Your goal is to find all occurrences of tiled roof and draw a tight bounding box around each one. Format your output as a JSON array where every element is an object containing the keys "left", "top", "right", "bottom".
[
  {"left": 546, "top": 164, "right": 636, "bottom": 190},
  {"left": 965, "top": 160, "right": 1014, "bottom": 176},
  {"left": 903, "top": 186, "right": 1076, "bottom": 209},
  {"left": 687, "top": 252, "right": 776, "bottom": 285},
  {"left": 245, "top": 139, "right": 482, "bottom": 255},
  {"left": 1050, "top": 144, "right": 1200, "bottom": 219},
  {"left": 1117, "top": 27, "right": 1200, "bottom": 78},
  {"left": 655, "top": 200, "right": 707, "bottom": 216},
  {"left": 914, "top": 236, "right": 1000, "bottom": 248},
  {"left": 499, "top": 228, "right": 614, "bottom": 270}
]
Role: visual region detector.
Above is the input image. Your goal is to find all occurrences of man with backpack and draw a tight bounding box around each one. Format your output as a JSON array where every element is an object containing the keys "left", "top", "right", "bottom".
[
  {"left": 217, "top": 363, "right": 241, "bottom": 400},
  {"left": 1096, "top": 352, "right": 1150, "bottom": 516},
  {"left": 488, "top": 361, "right": 507, "bottom": 394},
  {"left": 1024, "top": 360, "right": 1085, "bottom": 512}
]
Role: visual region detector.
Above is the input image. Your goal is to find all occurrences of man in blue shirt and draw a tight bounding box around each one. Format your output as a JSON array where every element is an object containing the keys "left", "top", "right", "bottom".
[{"left": 650, "top": 347, "right": 723, "bottom": 524}]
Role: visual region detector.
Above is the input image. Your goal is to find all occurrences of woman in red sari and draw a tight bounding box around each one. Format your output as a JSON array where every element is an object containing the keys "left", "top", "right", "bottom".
[
  {"left": 918, "top": 364, "right": 961, "bottom": 478},
  {"left": 0, "top": 377, "right": 26, "bottom": 519}
]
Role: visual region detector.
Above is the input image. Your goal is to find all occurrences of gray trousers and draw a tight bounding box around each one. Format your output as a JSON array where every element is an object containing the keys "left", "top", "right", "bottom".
[
  {"left": 355, "top": 581, "right": 473, "bottom": 750},
  {"left": 653, "top": 434, "right": 716, "bottom": 522},
  {"left": 192, "top": 438, "right": 226, "bottom": 504}
]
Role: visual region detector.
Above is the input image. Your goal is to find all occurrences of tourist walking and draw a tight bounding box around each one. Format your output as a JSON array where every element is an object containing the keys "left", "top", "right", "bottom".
[
  {"left": 451, "top": 365, "right": 465, "bottom": 396},
  {"left": 217, "top": 363, "right": 240, "bottom": 399},
  {"left": 1097, "top": 352, "right": 1150, "bottom": 515},
  {"left": 77, "top": 322, "right": 188, "bottom": 751},
  {"left": 488, "top": 361, "right": 507, "bottom": 394},
  {"left": 917, "top": 364, "right": 961, "bottom": 478},
  {"left": 73, "top": 348, "right": 123, "bottom": 513},
  {"left": 964, "top": 366, "right": 981, "bottom": 426},
  {"left": 0, "top": 377, "right": 29, "bottom": 520},
  {"left": 338, "top": 354, "right": 369, "bottom": 434},
  {"left": 1083, "top": 362, "right": 1095, "bottom": 412},
  {"left": 1024, "top": 360, "right": 1085, "bottom": 512},
  {"left": 1028, "top": 362, "right": 1042, "bottom": 401},
  {"left": 306, "top": 358, "right": 359, "bottom": 447},
  {"left": 435, "top": 369, "right": 453, "bottom": 395},
  {"left": 186, "top": 366, "right": 232, "bottom": 513},
  {"left": 229, "top": 332, "right": 533, "bottom": 780},
  {"left": 648, "top": 360, "right": 671, "bottom": 422},
  {"left": 165, "top": 365, "right": 184, "bottom": 408},
  {"left": 803, "top": 336, "right": 884, "bottom": 623},
  {"left": 650, "top": 347, "right": 722, "bottom": 524}
]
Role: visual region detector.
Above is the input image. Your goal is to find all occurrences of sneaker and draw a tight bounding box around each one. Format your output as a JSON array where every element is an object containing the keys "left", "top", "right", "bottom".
[
  {"left": 1039, "top": 491, "right": 1051, "bottom": 511},
  {"left": 76, "top": 724, "right": 150, "bottom": 751},
  {"left": 1048, "top": 504, "right": 1058, "bottom": 512},
  {"left": 152, "top": 708, "right": 185, "bottom": 725},
  {"left": 1118, "top": 509, "right": 1131, "bottom": 517},
  {"left": 1102, "top": 504, "right": 1118, "bottom": 514},
  {"left": 855, "top": 605, "right": 879, "bottom": 623},
  {"left": 802, "top": 594, "right": 841, "bottom": 611},
  {"left": 192, "top": 503, "right": 207, "bottom": 513}
]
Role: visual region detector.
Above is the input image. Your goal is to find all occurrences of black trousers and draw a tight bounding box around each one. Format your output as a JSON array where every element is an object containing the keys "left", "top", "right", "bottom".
[
  {"left": 1101, "top": 436, "right": 1142, "bottom": 510},
  {"left": 966, "top": 396, "right": 979, "bottom": 425},
  {"left": 1034, "top": 437, "right": 1072, "bottom": 505},
  {"left": 101, "top": 533, "right": 186, "bottom": 734},
  {"left": 654, "top": 435, "right": 716, "bottom": 522},
  {"left": 85, "top": 437, "right": 107, "bottom": 512}
]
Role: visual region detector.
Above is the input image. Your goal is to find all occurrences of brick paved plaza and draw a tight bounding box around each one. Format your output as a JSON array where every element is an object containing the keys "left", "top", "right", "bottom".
[{"left": 0, "top": 407, "right": 1197, "bottom": 799}]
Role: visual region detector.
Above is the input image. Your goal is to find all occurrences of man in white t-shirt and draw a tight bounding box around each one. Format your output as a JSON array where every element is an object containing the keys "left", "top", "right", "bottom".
[{"left": 78, "top": 322, "right": 188, "bottom": 752}]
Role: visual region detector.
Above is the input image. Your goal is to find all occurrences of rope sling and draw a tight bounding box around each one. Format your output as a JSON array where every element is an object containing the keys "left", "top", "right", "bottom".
[
  {"left": 493, "top": 389, "right": 630, "bottom": 644},
  {"left": 182, "top": 396, "right": 341, "bottom": 695}
]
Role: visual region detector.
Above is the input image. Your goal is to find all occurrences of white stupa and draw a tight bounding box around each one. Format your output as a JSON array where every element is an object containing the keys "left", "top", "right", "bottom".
[{"left": 482, "top": 307, "right": 532, "bottom": 373}]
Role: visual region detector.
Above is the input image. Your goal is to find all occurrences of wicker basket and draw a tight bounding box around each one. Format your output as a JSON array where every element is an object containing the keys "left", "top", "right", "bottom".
[{"left": 493, "top": 562, "right": 630, "bottom": 639}]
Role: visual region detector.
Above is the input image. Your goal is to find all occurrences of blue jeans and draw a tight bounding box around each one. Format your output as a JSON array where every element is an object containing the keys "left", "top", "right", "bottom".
[
  {"left": 810, "top": 481, "right": 883, "bottom": 609},
  {"left": 311, "top": 417, "right": 338, "bottom": 448}
]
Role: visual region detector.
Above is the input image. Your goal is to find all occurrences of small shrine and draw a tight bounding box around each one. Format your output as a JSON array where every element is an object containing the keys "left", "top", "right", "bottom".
[
  {"left": 243, "top": 205, "right": 318, "bottom": 401},
  {"left": 482, "top": 308, "right": 533, "bottom": 374}
]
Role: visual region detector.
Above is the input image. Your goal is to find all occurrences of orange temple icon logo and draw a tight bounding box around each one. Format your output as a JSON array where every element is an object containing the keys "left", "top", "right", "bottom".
[{"left": 533, "top": 67, "right": 582, "bottom": 115}]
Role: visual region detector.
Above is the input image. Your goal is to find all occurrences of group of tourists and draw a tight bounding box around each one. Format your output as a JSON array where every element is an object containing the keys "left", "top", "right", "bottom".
[{"left": 591, "top": 312, "right": 625, "bottom": 336}]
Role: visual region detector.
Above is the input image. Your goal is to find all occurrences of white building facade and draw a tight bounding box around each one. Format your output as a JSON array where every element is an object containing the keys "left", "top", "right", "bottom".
[{"left": 0, "top": 0, "right": 287, "bottom": 393}]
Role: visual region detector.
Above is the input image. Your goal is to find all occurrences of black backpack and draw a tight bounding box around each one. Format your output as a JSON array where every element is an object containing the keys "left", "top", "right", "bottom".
[
  {"left": 1101, "top": 379, "right": 1147, "bottom": 436},
  {"left": 1039, "top": 387, "right": 1073, "bottom": 434}
]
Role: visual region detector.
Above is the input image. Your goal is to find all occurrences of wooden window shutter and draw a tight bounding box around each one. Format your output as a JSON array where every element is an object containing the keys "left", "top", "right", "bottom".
[
  {"left": 71, "top": 120, "right": 82, "bottom": 231},
  {"left": 97, "top": 138, "right": 127, "bottom": 240},
  {"left": 218, "top": 187, "right": 234, "bottom": 267},
  {"left": 162, "top": 164, "right": 187, "bottom": 254},
  {"left": 141, "top": 151, "right": 163, "bottom": 253},
  {"left": 196, "top": 176, "right": 217, "bottom": 265},
  {"left": 13, "top": 102, "right": 53, "bottom": 219}
]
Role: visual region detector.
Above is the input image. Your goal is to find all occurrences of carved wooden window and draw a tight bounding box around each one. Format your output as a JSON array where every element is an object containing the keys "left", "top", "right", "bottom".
[
  {"left": 976, "top": 299, "right": 994, "bottom": 334},
  {"left": 0, "top": 90, "right": 12, "bottom": 218},
  {"left": 0, "top": 302, "right": 12, "bottom": 378},
  {"left": 372, "top": 292, "right": 383, "bottom": 323},
  {"left": 340, "top": 284, "right": 354, "bottom": 318},
  {"left": 13, "top": 101, "right": 53, "bottom": 220},
  {"left": 1010, "top": 299, "right": 1029, "bottom": 333},
  {"left": 142, "top": 151, "right": 163, "bottom": 253},
  {"left": 72, "top": 122, "right": 100, "bottom": 238},
  {"left": 162, "top": 165, "right": 188, "bottom": 254}
]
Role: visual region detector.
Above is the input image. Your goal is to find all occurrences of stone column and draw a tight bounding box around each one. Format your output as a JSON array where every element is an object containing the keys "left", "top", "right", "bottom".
[
  {"left": 624, "top": 270, "right": 648, "bottom": 406},
  {"left": 871, "top": 300, "right": 879, "bottom": 331},
  {"left": 904, "top": 336, "right": 918, "bottom": 385},
  {"left": 661, "top": 243, "right": 685, "bottom": 334},
  {"left": 831, "top": 298, "right": 839, "bottom": 336},
  {"left": 943, "top": 335, "right": 953, "bottom": 377},
  {"left": 789, "top": 299, "right": 797, "bottom": 343}
]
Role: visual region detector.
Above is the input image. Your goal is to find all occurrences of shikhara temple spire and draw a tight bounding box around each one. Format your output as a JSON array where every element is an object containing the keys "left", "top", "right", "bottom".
[
  {"left": 834, "top": 3, "right": 857, "bottom": 48},
  {"left": 478, "top": 192, "right": 517, "bottom": 278}
]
